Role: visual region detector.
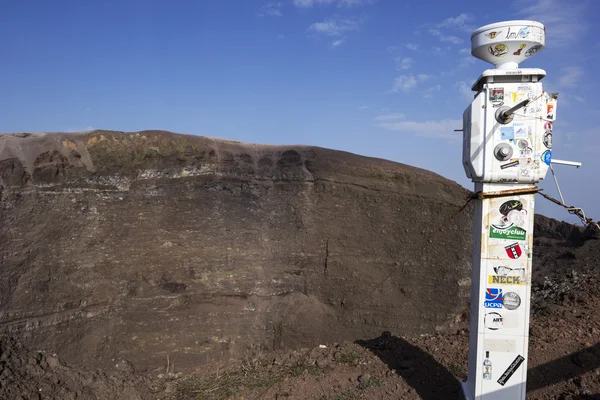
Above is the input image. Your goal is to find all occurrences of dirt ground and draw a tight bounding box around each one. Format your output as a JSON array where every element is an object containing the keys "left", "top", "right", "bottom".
[{"left": 1, "top": 257, "right": 598, "bottom": 400}]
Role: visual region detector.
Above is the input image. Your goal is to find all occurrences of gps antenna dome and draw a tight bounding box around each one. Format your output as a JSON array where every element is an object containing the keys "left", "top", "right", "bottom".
[{"left": 471, "top": 20, "right": 545, "bottom": 70}]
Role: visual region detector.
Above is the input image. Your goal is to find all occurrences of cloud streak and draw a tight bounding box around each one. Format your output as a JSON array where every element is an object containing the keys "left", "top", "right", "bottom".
[
  {"left": 308, "top": 16, "right": 363, "bottom": 36},
  {"left": 516, "top": 0, "right": 587, "bottom": 47},
  {"left": 294, "top": 0, "right": 375, "bottom": 7},
  {"left": 394, "top": 57, "right": 414, "bottom": 70},
  {"left": 257, "top": 2, "right": 283, "bottom": 17},
  {"left": 330, "top": 37, "right": 346, "bottom": 47},
  {"left": 377, "top": 118, "right": 463, "bottom": 140},
  {"left": 390, "top": 74, "right": 430, "bottom": 92},
  {"left": 374, "top": 112, "right": 405, "bottom": 121},
  {"left": 558, "top": 66, "right": 584, "bottom": 88}
]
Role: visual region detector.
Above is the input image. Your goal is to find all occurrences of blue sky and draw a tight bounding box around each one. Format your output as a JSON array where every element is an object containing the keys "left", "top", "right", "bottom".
[{"left": 1, "top": 0, "right": 597, "bottom": 223}]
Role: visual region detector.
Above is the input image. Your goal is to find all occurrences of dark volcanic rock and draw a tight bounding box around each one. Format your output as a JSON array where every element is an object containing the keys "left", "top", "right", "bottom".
[{"left": 0, "top": 130, "right": 474, "bottom": 373}]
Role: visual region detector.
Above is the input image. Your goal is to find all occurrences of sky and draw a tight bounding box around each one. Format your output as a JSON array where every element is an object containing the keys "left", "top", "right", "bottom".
[{"left": 1, "top": 0, "right": 598, "bottom": 224}]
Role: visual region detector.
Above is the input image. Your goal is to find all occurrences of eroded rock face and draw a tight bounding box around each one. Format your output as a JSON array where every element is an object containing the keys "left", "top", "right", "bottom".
[{"left": 0, "top": 130, "right": 474, "bottom": 372}]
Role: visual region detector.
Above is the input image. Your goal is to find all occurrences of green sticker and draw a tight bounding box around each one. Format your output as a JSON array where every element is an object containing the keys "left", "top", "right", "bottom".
[{"left": 490, "top": 225, "right": 526, "bottom": 240}]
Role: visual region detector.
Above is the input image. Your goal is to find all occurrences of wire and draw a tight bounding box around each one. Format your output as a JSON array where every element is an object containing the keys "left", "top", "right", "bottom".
[{"left": 539, "top": 166, "right": 600, "bottom": 231}]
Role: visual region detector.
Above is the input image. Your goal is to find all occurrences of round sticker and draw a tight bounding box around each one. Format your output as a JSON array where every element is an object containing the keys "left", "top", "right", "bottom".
[
  {"left": 503, "top": 292, "right": 521, "bottom": 310},
  {"left": 542, "top": 150, "right": 552, "bottom": 166},
  {"left": 543, "top": 132, "right": 552, "bottom": 149},
  {"left": 525, "top": 44, "right": 542, "bottom": 57},
  {"left": 485, "top": 312, "right": 504, "bottom": 330},
  {"left": 499, "top": 200, "right": 523, "bottom": 216}
]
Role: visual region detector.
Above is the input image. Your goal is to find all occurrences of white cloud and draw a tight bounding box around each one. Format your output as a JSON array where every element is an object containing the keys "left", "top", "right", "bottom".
[
  {"left": 375, "top": 112, "right": 405, "bottom": 121},
  {"left": 423, "top": 84, "right": 442, "bottom": 99},
  {"left": 392, "top": 75, "right": 418, "bottom": 92},
  {"left": 390, "top": 74, "right": 430, "bottom": 93},
  {"left": 516, "top": 0, "right": 587, "bottom": 47},
  {"left": 394, "top": 56, "right": 414, "bottom": 70},
  {"left": 437, "top": 13, "right": 475, "bottom": 32},
  {"left": 257, "top": 2, "right": 283, "bottom": 17},
  {"left": 440, "top": 35, "right": 463, "bottom": 44},
  {"left": 558, "top": 66, "right": 584, "bottom": 88},
  {"left": 431, "top": 46, "right": 451, "bottom": 54},
  {"left": 377, "top": 118, "right": 463, "bottom": 140},
  {"left": 331, "top": 37, "right": 346, "bottom": 47},
  {"left": 338, "top": 0, "right": 376, "bottom": 5},
  {"left": 357, "top": 105, "right": 370, "bottom": 110},
  {"left": 459, "top": 48, "right": 470, "bottom": 55},
  {"left": 277, "top": 34, "right": 285, "bottom": 39},
  {"left": 456, "top": 81, "right": 474, "bottom": 102},
  {"left": 425, "top": 13, "right": 473, "bottom": 45},
  {"left": 308, "top": 16, "right": 363, "bottom": 36},
  {"left": 405, "top": 43, "right": 419, "bottom": 51},
  {"left": 294, "top": 0, "right": 375, "bottom": 7}
]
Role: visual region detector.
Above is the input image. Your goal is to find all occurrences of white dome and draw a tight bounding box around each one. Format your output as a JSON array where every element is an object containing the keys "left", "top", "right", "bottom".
[{"left": 471, "top": 20, "right": 545, "bottom": 69}]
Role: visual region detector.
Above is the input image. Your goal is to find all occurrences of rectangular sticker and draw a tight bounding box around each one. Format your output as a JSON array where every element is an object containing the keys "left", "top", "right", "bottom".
[
  {"left": 513, "top": 122, "right": 528, "bottom": 139},
  {"left": 490, "top": 225, "right": 527, "bottom": 240},
  {"left": 500, "top": 127, "right": 514, "bottom": 140},
  {"left": 484, "top": 288, "right": 503, "bottom": 308},
  {"left": 488, "top": 275, "right": 523, "bottom": 285},
  {"left": 501, "top": 160, "right": 519, "bottom": 169},
  {"left": 484, "top": 339, "right": 517, "bottom": 353},
  {"left": 497, "top": 355, "right": 525, "bottom": 386}
]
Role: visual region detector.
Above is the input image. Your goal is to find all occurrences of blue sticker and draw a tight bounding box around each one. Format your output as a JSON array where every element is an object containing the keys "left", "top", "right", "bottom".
[
  {"left": 519, "top": 27, "right": 530, "bottom": 38},
  {"left": 484, "top": 288, "right": 503, "bottom": 309},
  {"left": 500, "top": 127, "right": 514, "bottom": 140},
  {"left": 542, "top": 150, "right": 552, "bottom": 165}
]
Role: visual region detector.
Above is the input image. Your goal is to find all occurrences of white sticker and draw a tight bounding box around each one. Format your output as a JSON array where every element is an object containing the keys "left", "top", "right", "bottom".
[{"left": 483, "top": 339, "right": 517, "bottom": 353}]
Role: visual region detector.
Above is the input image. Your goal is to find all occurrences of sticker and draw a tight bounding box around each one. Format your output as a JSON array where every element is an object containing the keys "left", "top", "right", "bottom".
[
  {"left": 499, "top": 200, "right": 523, "bottom": 215},
  {"left": 488, "top": 44, "right": 508, "bottom": 57},
  {"left": 543, "top": 132, "right": 552, "bottom": 149},
  {"left": 505, "top": 243, "right": 523, "bottom": 259},
  {"left": 525, "top": 44, "right": 542, "bottom": 57},
  {"left": 547, "top": 104, "right": 555, "bottom": 120},
  {"left": 491, "top": 200, "right": 528, "bottom": 237},
  {"left": 488, "top": 275, "right": 523, "bottom": 285},
  {"left": 483, "top": 353, "right": 492, "bottom": 380},
  {"left": 493, "top": 265, "right": 526, "bottom": 280},
  {"left": 544, "top": 122, "right": 553, "bottom": 133},
  {"left": 497, "top": 355, "right": 524, "bottom": 386},
  {"left": 514, "top": 123, "right": 528, "bottom": 139},
  {"left": 490, "top": 225, "right": 526, "bottom": 240},
  {"left": 513, "top": 44, "right": 526, "bottom": 55},
  {"left": 485, "top": 312, "right": 504, "bottom": 330},
  {"left": 541, "top": 150, "right": 552, "bottom": 165},
  {"left": 503, "top": 292, "right": 521, "bottom": 310},
  {"left": 500, "top": 127, "right": 514, "bottom": 140},
  {"left": 506, "top": 27, "right": 530, "bottom": 40},
  {"left": 485, "top": 31, "right": 502, "bottom": 39},
  {"left": 526, "top": 105, "right": 542, "bottom": 115},
  {"left": 490, "top": 88, "right": 504, "bottom": 107},
  {"left": 484, "top": 339, "right": 517, "bottom": 353},
  {"left": 501, "top": 160, "right": 519, "bottom": 169},
  {"left": 545, "top": 94, "right": 558, "bottom": 121},
  {"left": 485, "top": 288, "right": 503, "bottom": 309}
]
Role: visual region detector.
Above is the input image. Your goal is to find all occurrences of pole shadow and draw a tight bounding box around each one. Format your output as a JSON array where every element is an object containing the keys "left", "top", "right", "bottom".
[
  {"left": 356, "top": 331, "right": 462, "bottom": 400},
  {"left": 527, "top": 343, "right": 600, "bottom": 397}
]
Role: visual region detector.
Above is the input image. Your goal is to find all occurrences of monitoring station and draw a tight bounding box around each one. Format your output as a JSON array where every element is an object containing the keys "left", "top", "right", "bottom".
[{"left": 460, "top": 20, "right": 557, "bottom": 400}]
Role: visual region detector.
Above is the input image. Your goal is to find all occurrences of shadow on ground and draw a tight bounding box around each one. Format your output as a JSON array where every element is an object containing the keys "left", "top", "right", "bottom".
[
  {"left": 357, "top": 332, "right": 462, "bottom": 400},
  {"left": 528, "top": 343, "right": 600, "bottom": 397},
  {"left": 358, "top": 332, "right": 600, "bottom": 400}
]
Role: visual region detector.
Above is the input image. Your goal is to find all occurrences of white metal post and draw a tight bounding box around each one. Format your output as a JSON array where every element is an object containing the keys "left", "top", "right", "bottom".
[{"left": 460, "top": 20, "right": 556, "bottom": 400}]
